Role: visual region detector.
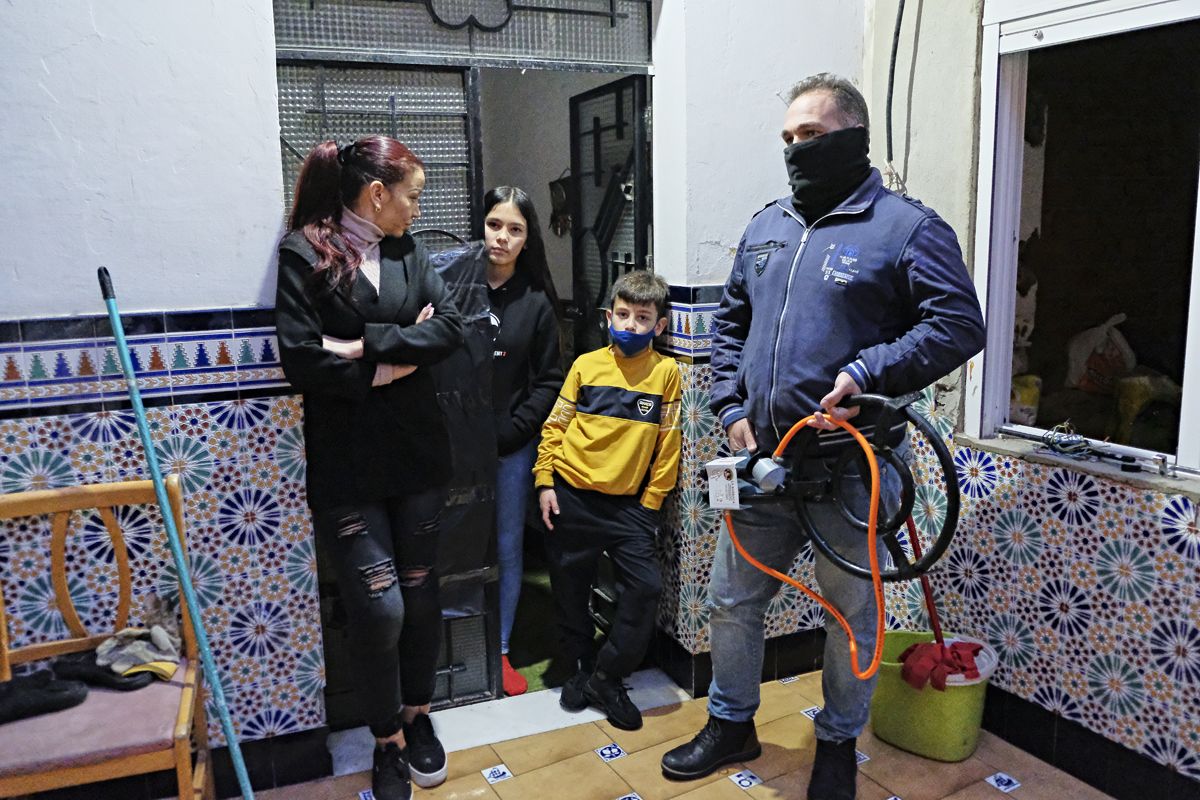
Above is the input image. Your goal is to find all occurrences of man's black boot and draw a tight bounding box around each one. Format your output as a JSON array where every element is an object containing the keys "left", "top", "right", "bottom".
[
  {"left": 661, "top": 715, "right": 761, "bottom": 780},
  {"left": 583, "top": 669, "right": 642, "bottom": 730},
  {"left": 807, "top": 737, "right": 858, "bottom": 800},
  {"left": 371, "top": 742, "right": 412, "bottom": 800}
]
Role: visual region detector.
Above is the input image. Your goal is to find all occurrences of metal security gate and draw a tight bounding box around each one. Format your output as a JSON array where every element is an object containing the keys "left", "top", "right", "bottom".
[
  {"left": 569, "top": 75, "right": 650, "bottom": 354},
  {"left": 274, "top": 0, "right": 652, "bottom": 67},
  {"left": 277, "top": 63, "right": 480, "bottom": 238}
]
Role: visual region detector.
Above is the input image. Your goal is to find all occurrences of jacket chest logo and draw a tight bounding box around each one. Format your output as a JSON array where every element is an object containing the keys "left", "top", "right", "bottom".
[
  {"left": 820, "top": 243, "right": 861, "bottom": 286},
  {"left": 745, "top": 240, "right": 787, "bottom": 276},
  {"left": 637, "top": 398, "right": 655, "bottom": 416},
  {"left": 754, "top": 252, "right": 770, "bottom": 276}
]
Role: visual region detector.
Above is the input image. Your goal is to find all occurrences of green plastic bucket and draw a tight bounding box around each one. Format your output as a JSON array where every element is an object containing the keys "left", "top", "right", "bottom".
[{"left": 869, "top": 631, "right": 997, "bottom": 762}]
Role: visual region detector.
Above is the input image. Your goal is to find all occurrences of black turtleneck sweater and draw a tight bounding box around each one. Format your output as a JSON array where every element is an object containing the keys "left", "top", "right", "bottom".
[{"left": 488, "top": 270, "right": 563, "bottom": 455}]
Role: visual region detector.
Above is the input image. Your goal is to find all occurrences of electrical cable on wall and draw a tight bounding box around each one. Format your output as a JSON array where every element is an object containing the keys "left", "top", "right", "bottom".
[{"left": 884, "top": 0, "right": 909, "bottom": 194}]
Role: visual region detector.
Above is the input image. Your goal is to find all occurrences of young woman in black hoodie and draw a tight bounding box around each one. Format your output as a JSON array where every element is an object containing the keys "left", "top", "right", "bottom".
[{"left": 482, "top": 186, "right": 564, "bottom": 695}]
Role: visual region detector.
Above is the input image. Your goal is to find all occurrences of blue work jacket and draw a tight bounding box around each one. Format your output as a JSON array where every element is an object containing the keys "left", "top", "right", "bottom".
[{"left": 710, "top": 168, "right": 986, "bottom": 452}]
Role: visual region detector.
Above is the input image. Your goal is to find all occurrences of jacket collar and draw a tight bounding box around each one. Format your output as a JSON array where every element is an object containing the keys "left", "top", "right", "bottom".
[
  {"left": 774, "top": 167, "right": 884, "bottom": 225},
  {"left": 336, "top": 233, "right": 415, "bottom": 317}
]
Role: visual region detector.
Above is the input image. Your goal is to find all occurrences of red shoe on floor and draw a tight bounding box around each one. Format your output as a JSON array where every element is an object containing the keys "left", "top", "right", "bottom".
[{"left": 501, "top": 654, "right": 527, "bottom": 696}]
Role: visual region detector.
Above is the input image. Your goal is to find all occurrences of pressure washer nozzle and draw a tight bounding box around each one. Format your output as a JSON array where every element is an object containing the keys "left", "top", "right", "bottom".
[{"left": 750, "top": 456, "right": 786, "bottom": 493}]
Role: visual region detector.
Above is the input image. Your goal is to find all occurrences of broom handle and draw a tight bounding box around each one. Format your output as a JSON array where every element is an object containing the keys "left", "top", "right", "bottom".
[
  {"left": 906, "top": 517, "right": 945, "bottom": 646},
  {"left": 98, "top": 267, "right": 255, "bottom": 799}
]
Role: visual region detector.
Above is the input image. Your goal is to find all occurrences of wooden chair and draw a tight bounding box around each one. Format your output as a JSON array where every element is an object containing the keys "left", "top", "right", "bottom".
[{"left": 0, "top": 476, "right": 213, "bottom": 799}]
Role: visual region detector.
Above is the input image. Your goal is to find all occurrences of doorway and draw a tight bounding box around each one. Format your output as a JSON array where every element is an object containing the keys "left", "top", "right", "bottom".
[{"left": 477, "top": 66, "right": 651, "bottom": 691}]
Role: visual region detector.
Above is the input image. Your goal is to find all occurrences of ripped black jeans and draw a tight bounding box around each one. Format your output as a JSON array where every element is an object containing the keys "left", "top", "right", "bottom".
[{"left": 314, "top": 487, "right": 445, "bottom": 738}]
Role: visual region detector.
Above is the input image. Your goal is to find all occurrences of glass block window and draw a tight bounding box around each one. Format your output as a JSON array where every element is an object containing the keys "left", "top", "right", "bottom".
[
  {"left": 273, "top": 0, "right": 652, "bottom": 65},
  {"left": 277, "top": 64, "right": 473, "bottom": 240}
]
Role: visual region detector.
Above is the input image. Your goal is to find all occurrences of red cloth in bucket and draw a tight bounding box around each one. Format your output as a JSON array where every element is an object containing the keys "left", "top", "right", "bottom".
[{"left": 898, "top": 641, "right": 983, "bottom": 691}]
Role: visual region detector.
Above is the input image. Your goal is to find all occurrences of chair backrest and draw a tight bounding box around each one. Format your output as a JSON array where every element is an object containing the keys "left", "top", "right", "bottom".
[{"left": 0, "top": 475, "right": 195, "bottom": 682}]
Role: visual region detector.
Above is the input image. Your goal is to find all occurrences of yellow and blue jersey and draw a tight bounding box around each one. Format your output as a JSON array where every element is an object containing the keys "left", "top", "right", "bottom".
[{"left": 534, "top": 345, "right": 681, "bottom": 510}]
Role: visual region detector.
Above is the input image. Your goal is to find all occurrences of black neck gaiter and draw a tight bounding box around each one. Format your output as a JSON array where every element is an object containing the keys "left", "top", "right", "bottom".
[{"left": 784, "top": 126, "right": 871, "bottom": 222}]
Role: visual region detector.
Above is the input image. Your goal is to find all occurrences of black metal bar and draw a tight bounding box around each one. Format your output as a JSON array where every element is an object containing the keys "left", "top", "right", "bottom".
[
  {"left": 445, "top": 617, "right": 456, "bottom": 702},
  {"left": 315, "top": 66, "right": 328, "bottom": 141},
  {"left": 614, "top": 86, "right": 625, "bottom": 140},
  {"left": 279, "top": 135, "right": 306, "bottom": 162},
  {"left": 465, "top": 67, "right": 485, "bottom": 239},
  {"left": 436, "top": 565, "right": 498, "bottom": 585},
  {"left": 569, "top": 89, "right": 587, "bottom": 355},
  {"left": 277, "top": 49, "right": 651, "bottom": 74},
  {"left": 632, "top": 75, "right": 649, "bottom": 271},
  {"left": 385, "top": 0, "right": 633, "bottom": 21},
  {"left": 592, "top": 116, "right": 602, "bottom": 187},
  {"left": 304, "top": 107, "right": 466, "bottom": 119},
  {"left": 484, "top": 580, "right": 502, "bottom": 700},
  {"left": 574, "top": 121, "right": 627, "bottom": 138},
  {"left": 510, "top": 3, "right": 631, "bottom": 21},
  {"left": 644, "top": 0, "right": 652, "bottom": 60}
]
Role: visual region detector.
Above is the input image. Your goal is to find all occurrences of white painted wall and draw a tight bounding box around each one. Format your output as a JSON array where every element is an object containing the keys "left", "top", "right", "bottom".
[
  {"left": 0, "top": 1, "right": 283, "bottom": 319},
  {"left": 862, "top": 0, "right": 985, "bottom": 423},
  {"left": 862, "top": 0, "right": 984, "bottom": 267},
  {"left": 652, "top": 0, "right": 867, "bottom": 286},
  {"left": 478, "top": 67, "right": 616, "bottom": 296}
]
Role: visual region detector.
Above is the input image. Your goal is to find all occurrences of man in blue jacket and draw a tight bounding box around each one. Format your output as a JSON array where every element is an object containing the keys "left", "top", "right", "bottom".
[{"left": 661, "top": 74, "right": 985, "bottom": 800}]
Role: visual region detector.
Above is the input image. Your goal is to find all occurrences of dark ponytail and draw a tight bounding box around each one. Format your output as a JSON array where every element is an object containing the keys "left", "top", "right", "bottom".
[{"left": 287, "top": 136, "right": 423, "bottom": 293}]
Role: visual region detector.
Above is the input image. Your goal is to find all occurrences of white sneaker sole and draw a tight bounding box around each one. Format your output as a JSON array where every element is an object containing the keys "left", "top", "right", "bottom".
[{"left": 410, "top": 762, "right": 448, "bottom": 789}]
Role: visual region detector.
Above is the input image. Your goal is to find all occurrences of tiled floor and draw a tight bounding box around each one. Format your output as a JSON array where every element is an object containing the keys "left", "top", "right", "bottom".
[{"left": 260, "top": 671, "right": 1113, "bottom": 800}]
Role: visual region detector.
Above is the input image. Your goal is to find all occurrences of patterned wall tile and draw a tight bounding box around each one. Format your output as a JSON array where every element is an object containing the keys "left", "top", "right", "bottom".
[{"left": 0, "top": 395, "right": 319, "bottom": 749}]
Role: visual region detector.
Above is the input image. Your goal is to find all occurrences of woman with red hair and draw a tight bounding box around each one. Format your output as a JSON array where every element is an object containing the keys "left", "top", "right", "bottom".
[{"left": 275, "top": 135, "right": 463, "bottom": 800}]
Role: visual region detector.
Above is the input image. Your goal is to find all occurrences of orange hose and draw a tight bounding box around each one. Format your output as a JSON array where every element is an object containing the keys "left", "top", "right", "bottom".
[{"left": 723, "top": 415, "right": 886, "bottom": 680}]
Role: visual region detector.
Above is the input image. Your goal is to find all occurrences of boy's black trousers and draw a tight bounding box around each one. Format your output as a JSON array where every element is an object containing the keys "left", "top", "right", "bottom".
[{"left": 544, "top": 475, "right": 663, "bottom": 678}]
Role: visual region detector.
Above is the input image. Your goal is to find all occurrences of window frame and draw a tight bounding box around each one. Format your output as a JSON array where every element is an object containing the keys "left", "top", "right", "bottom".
[{"left": 967, "top": 0, "right": 1200, "bottom": 474}]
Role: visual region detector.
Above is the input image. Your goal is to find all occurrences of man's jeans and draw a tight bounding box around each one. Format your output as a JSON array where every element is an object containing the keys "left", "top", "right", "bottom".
[{"left": 706, "top": 445, "right": 906, "bottom": 743}]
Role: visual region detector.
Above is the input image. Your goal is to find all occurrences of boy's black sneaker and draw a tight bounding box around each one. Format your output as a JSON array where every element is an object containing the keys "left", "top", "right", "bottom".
[
  {"left": 807, "top": 737, "right": 858, "bottom": 800},
  {"left": 661, "top": 715, "right": 760, "bottom": 780},
  {"left": 372, "top": 742, "right": 411, "bottom": 800},
  {"left": 584, "top": 669, "right": 642, "bottom": 730},
  {"left": 559, "top": 669, "right": 590, "bottom": 712},
  {"left": 403, "top": 713, "right": 448, "bottom": 788}
]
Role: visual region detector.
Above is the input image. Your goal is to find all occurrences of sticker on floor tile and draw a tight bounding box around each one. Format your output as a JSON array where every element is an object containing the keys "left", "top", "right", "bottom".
[
  {"left": 358, "top": 791, "right": 373, "bottom": 800},
  {"left": 985, "top": 772, "right": 1021, "bottom": 793},
  {"left": 482, "top": 763, "right": 514, "bottom": 783},
  {"left": 802, "top": 706, "right": 822, "bottom": 719},
  {"left": 596, "top": 743, "right": 627, "bottom": 762},
  {"left": 855, "top": 750, "right": 870, "bottom": 764},
  {"left": 779, "top": 675, "right": 800, "bottom": 684},
  {"left": 728, "top": 769, "right": 763, "bottom": 789},
  {"left": 616, "top": 794, "right": 644, "bottom": 800}
]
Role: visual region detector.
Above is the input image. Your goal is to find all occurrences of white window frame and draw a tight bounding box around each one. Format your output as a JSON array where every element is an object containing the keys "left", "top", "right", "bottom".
[{"left": 966, "top": 0, "right": 1200, "bottom": 474}]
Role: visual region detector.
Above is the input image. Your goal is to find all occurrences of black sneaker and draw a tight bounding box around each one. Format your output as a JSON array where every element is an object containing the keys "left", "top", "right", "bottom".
[
  {"left": 584, "top": 669, "right": 642, "bottom": 731},
  {"left": 403, "top": 712, "right": 447, "bottom": 788},
  {"left": 661, "top": 715, "right": 760, "bottom": 780},
  {"left": 807, "top": 737, "right": 858, "bottom": 800},
  {"left": 559, "top": 669, "right": 590, "bottom": 712},
  {"left": 371, "top": 742, "right": 411, "bottom": 800}
]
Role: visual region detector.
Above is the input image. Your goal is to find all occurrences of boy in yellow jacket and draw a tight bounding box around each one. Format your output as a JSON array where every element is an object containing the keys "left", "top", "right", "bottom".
[{"left": 535, "top": 270, "right": 681, "bottom": 731}]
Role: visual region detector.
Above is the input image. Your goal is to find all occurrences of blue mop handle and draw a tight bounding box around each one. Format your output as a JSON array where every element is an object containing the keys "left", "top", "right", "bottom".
[{"left": 98, "top": 267, "right": 255, "bottom": 800}]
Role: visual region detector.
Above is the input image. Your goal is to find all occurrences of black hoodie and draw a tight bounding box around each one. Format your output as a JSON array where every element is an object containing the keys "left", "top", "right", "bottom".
[{"left": 488, "top": 270, "right": 563, "bottom": 455}]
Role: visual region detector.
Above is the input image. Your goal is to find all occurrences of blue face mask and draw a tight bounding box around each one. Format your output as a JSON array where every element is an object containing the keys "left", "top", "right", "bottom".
[{"left": 609, "top": 323, "right": 656, "bottom": 357}]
